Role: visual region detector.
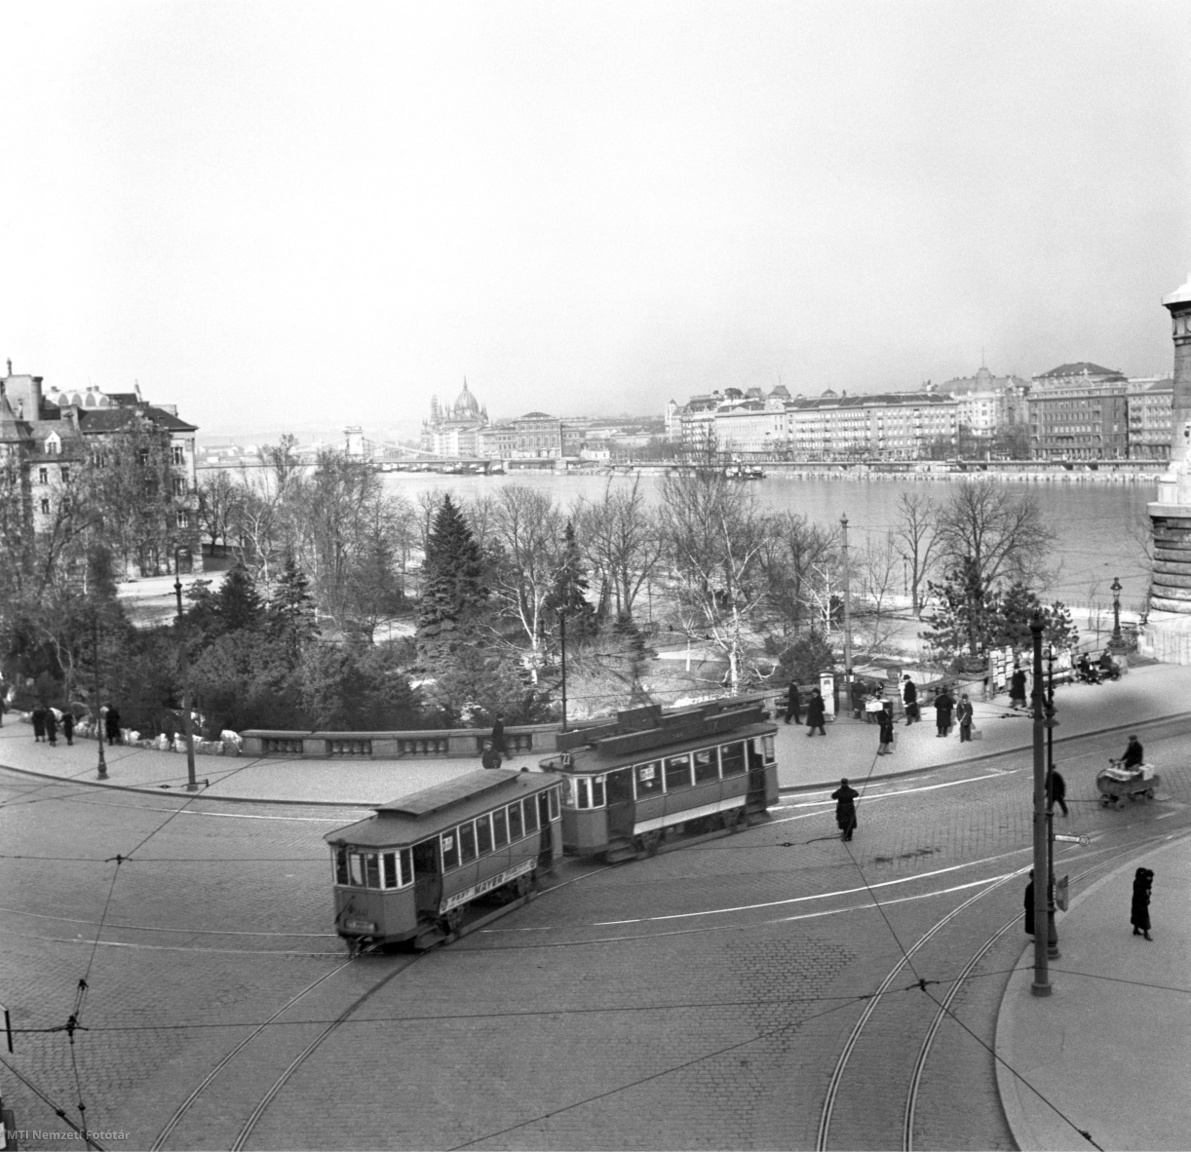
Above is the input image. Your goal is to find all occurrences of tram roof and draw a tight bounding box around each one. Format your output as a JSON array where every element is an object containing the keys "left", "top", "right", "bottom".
[{"left": 324, "top": 768, "right": 558, "bottom": 847}]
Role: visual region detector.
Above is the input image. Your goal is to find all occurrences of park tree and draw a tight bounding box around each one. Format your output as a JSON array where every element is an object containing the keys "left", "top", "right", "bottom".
[
  {"left": 574, "top": 477, "right": 662, "bottom": 625},
  {"left": 893, "top": 491, "right": 939, "bottom": 615},
  {"left": 546, "top": 520, "right": 596, "bottom": 642},
  {"left": 416, "top": 494, "right": 490, "bottom": 671},
  {"left": 659, "top": 468, "right": 771, "bottom": 692},
  {"left": 760, "top": 511, "right": 837, "bottom": 635},
  {"left": 268, "top": 555, "right": 319, "bottom": 662},
  {"left": 196, "top": 470, "right": 244, "bottom": 556}
]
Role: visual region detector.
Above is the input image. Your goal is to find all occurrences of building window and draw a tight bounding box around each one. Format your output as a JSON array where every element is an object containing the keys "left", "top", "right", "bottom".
[
  {"left": 38, "top": 467, "right": 48, "bottom": 485},
  {"left": 61, "top": 466, "right": 71, "bottom": 484},
  {"left": 176, "top": 511, "right": 189, "bottom": 529},
  {"left": 173, "top": 477, "right": 187, "bottom": 496},
  {"left": 172, "top": 445, "right": 185, "bottom": 466},
  {"left": 40, "top": 498, "right": 50, "bottom": 515}
]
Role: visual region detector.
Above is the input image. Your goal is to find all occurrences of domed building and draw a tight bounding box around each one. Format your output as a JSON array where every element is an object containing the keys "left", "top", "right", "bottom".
[{"left": 421, "top": 379, "right": 490, "bottom": 457}]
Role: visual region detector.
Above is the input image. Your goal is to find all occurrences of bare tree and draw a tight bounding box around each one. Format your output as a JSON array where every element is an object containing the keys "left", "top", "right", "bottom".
[
  {"left": 488, "top": 486, "right": 565, "bottom": 679},
  {"left": 855, "top": 532, "right": 901, "bottom": 653},
  {"left": 659, "top": 469, "right": 771, "bottom": 692},
  {"left": 759, "top": 511, "right": 837, "bottom": 635},
  {"left": 893, "top": 491, "right": 938, "bottom": 615},
  {"left": 196, "top": 469, "right": 244, "bottom": 556},
  {"left": 574, "top": 477, "right": 663, "bottom": 624}
]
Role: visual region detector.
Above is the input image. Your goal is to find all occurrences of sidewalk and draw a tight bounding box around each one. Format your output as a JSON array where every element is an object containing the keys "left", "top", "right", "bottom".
[{"left": 5, "top": 662, "right": 1191, "bottom": 806}]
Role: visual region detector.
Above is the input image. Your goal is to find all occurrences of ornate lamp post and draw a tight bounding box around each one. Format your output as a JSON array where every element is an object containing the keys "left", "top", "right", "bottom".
[
  {"left": 1108, "top": 576, "right": 1128, "bottom": 654},
  {"left": 92, "top": 613, "right": 108, "bottom": 780},
  {"left": 174, "top": 550, "right": 199, "bottom": 792}
]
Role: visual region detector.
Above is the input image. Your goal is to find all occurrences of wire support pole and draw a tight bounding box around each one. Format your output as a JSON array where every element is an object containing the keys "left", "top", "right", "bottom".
[
  {"left": 174, "top": 553, "right": 198, "bottom": 792},
  {"left": 840, "top": 513, "right": 853, "bottom": 699},
  {"left": 92, "top": 614, "right": 107, "bottom": 781},
  {"left": 1030, "top": 613, "right": 1052, "bottom": 996}
]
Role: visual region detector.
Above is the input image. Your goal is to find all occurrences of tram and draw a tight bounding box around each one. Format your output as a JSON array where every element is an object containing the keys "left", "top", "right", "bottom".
[
  {"left": 539, "top": 701, "right": 779, "bottom": 862},
  {"left": 325, "top": 768, "right": 563, "bottom": 951}
]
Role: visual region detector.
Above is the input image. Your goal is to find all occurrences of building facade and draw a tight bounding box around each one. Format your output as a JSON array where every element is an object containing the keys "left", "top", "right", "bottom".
[{"left": 421, "top": 380, "right": 489, "bottom": 457}]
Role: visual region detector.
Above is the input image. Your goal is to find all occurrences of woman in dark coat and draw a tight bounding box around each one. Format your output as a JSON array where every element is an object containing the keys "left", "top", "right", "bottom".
[
  {"left": 31, "top": 703, "right": 46, "bottom": 743},
  {"left": 1010, "top": 667, "right": 1027, "bottom": 710},
  {"left": 832, "top": 778, "right": 859, "bottom": 841},
  {"left": 44, "top": 707, "right": 58, "bottom": 747},
  {"left": 1131, "top": 867, "right": 1153, "bottom": 940},
  {"left": 1024, "top": 871, "right": 1035, "bottom": 936},
  {"left": 805, "top": 690, "right": 827, "bottom": 736},
  {"left": 105, "top": 705, "right": 121, "bottom": 746},
  {"left": 933, "top": 687, "right": 954, "bottom": 737},
  {"left": 62, "top": 709, "right": 75, "bottom": 746},
  {"left": 877, "top": 706, "right": 894, "bottom": 755},
  {"left": 902, "top": 676, "right": 919, "bottom": 725}
]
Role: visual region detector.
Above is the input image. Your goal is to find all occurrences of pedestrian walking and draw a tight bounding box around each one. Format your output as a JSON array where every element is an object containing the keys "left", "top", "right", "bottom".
[
  {"left": 44, "top": 707, "right": 58, "bottom": 747},
  {"left": 1024, "top": 870, "right": 1035, "bottom": 936},
  {"left": 901, "top": 675, "right": 919, "bottom": 725},
  {"left": 1130, "top": 867, "right": 1153, "bottom": 940},
  {"left": 62, "top": 709, "right": 74, "bottom": 747},
  {"left": 31, "top": 703, "right": 47, "bottom": 743},
  {"left": 1048, "top": 767, "right": 1068, "bottom": 816},
  {"left": 933, "top": 685, "right": 954, "bottom": 737},
  {"left": 480, "top": 739, "right": 502, "bottom": 770},
  {"left": 1009, "top": 666, "right": 1027, "bottom": 710},
  {"left": 490, "top": 714, "right": 508, "bottom": 762},
  {"left": 831, "top": 778, "right": 859, "bottom": 841},
  {"left": 956, "top": 693, "right": 974, "bottom": 742},
  {"left": 105, "top": 705, "right": 122, "bottom": 746},
  {"left": 877, "top": 705, "right": 894, "bottom": 755},
  {"left": 784, "top": 680, "right": 802, "bottom": 725},
  {"left": 805, "top": 689, "right": 827, "bottom": 736}
]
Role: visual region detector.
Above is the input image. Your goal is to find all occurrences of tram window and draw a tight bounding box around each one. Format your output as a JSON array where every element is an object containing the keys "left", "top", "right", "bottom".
[
  {"left": 364, "top": 853, "right": 380, "bottom": 888},
  {"left": 492, "top": 808, "right": 509, "bottom": 848},
  {"left": 694, "top": 749, "right": 719, "bottom": 783},
  {"left": 561, "top": 776, "right": 577, "bottom": 808},
  {"left": 508, "top": 801, "right": 523, "bottom": 839},
  {"left": 382, "top": 852, "right": 398, "bottom": 888},
  {"left": 576, "top": 777, "right": 591, "bottom": 809},
  {"left": 591, "top": 775, "right": 605, "bottom": 807},
  {"left": 400, "top": 848, "right": 412, "bottom": 884},
  {"left": 762, "top": 734, "right": 775, "bottom": 763},
  {"left": 441, "top": 832, "right": 460, "bottom": 871},
  {"left": 335, "top": 847, "right": 349, "bottom": 885},
  {"left": 665, "top": 754, "right": 693, "bottom": 791},
  {"left": 523, "top": 796, "right": 539, "bottom": 832},
  {"left": 549, "top": 788, "right": 560, "bottom": 820},
  {"left": 635, "top": 761, "right": 663, "bottom": 797},
  {"left": 605, "top": 768, "right": 633, "bottom": 803},
  {"left": 459, "top": 822, "right": 478, "bottom": 863},
  {"left": 720, "top": 742, "right": 746, "bottom": 776},
  {"left": 349, "top": 853, "right": 365, "bottom": 886},
  {"left": 476, "top": 815, "right": 493, "bottom": 854}
]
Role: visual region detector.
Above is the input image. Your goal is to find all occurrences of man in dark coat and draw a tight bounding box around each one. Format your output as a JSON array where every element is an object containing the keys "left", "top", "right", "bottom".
[
  {"left": 877, "top": 706, "right": 894, "bottom": 755},
  {"left": 933, "top": 686, "right": 954, "bottom": 737},
  {"left": 805, "top": 690, "right": 827, "bottom": 736},
  {"left": 832, "top": 778, "right": 859, "bottom": 841},
  {"left": 1122, "top": 734, "right": 1144, "bottom": 769},
  {"left": 1024, "top": 871, "right": 1035, "bottom": 935},
  {"left": 1131, "top": 867, "right": 1153, "bottom": 940},
  {"left": 31, "top": 703, "right": 46, "bottom": 742},
  {"left": 1009, "top": 666, "right": 1027, "bottom": 709},
  {"left": 490, "top": 714, "right": 508, "bottom": 761},
  {"left": 105, "top": 705, "right": 121, "bottom": 746},
  {"left": 62, "top": 709, "right": 75, "bottom": 746},
  {"left": 480, "top": 740, "right": 502, "bottom": 770},
  {"left": 956, "top": 693, "right": 974, "bottom": 742},
  {"left": 784, "top": 681, "right": 802, "bottom": 725},
  {"left": 44, "top": 707, "right": 58, "bottom": 747},
  {"left": 1048, "top": 767, "right": 1068, "bottom": 816},
  {"left": 902, "top": 676, "right": 919, "bottom": 725}
]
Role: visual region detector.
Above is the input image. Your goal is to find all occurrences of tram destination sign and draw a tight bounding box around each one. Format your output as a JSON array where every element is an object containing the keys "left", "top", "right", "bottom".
[{"left": 441, "top": 857, "right": 535, "bottom": 913}]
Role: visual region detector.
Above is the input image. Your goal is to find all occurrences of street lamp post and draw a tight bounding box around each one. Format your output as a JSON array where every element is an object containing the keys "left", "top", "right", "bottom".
[
  {"left": 92, "top": 613, "right": 107, "bottom": 780},
  {"left": 840, "top": 514, "right": 854, "bottom": 713},
  {"left": 1108, "top": 575, "right": 1127, "bottom": 654},
  {"left": 1030, "top": 613, "right": 1052, "bottom": 996},
  {"left": 559, "top": 609, "right": 568, "bottom": 733},
  {"left": 1043, "top": 646, "right": 1060, "bottom": 961},
  {"left": 174, "top": 551, "right": 199, "bottom": 792}
]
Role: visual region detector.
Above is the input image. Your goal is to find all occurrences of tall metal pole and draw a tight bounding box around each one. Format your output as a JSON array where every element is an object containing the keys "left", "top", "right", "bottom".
[
  {"left": 1030, "top": 614, "right": 1051, "bottom": 995},
  {"left": 840, "top": 514, "right": 854, "bottom": 711},
  {"left": 1044, "top": 645, "right": 1060, "bottom": 960},
  {"left": 93, "top": 613, "right": 107, "bottom": 780},
  {"left": 559, "top": 610, "right": 568, "bottom": 733},
  {"left": 174, "top": 556, "right": 198, "bottom": 792}
]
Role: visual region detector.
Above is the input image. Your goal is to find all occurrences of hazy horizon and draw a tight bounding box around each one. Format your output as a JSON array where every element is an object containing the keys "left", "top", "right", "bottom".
[{"left": 2, "top": 2, "right": 1188, "bottom": 432}]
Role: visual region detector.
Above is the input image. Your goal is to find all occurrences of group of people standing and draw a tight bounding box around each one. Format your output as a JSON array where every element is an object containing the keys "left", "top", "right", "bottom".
[
  {"left": 28, "top": 703, "right": 122, "bottom": 747},
  {"left": 480, "top": 714, "right": 509, "bottom": 769},
  {"left": 783, "top": 683, "right": 827, "bottom": 736}
]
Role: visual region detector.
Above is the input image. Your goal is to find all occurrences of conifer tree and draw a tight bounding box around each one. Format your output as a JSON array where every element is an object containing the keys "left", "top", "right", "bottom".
[
  {"left": 215, "top": 563, "right": 266, "bottom": 634},
  {"left": 416, "top": 494, "right": 489, "bottom": 670},
  {"left": 546, "top": 520, "right": 595, "bottom": 641},
  {"left": 269, "top": 554, "right": 318, "bottom": 659}
]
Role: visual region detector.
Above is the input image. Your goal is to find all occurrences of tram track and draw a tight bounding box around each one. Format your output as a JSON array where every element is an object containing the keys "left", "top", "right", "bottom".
[
  {"left": 816, "top": 837, "right": 1172, "bottom": 1152},
  {"left": 150, "top": 952, "right": 420, "bottom": 1151}
]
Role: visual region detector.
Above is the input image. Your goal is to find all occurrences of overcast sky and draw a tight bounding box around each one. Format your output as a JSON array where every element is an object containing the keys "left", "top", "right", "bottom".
[{"left": 1, "top": 1, "right": 1188, "bottom": 433}]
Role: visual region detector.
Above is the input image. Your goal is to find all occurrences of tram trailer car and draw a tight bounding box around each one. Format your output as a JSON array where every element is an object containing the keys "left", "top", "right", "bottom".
[
  {"left": 540, "top": 701, "right": 779, "bottom": 862},
  {"left": 325, "top": 768, "right": 563, "bottom": 951}
]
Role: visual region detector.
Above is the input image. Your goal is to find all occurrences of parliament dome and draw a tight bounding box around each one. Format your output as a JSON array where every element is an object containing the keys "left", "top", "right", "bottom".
[{"left": 451, "top": 380, "right": 480, "bottom": 420}]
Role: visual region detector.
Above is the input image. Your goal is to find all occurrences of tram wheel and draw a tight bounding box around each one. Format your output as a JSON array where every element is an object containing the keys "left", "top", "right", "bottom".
[{"left": 441, "top": 909, "right": 463, "bottom": 935}]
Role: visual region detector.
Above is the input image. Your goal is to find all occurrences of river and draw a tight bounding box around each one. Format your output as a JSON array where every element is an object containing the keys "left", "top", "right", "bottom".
[{"left": 380, "top": 471, "right": 1154, "bottom": 611}]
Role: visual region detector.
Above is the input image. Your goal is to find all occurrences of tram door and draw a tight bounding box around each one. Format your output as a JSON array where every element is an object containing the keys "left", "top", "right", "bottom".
[
  {"left": 411, "top": 838, "right": 442, "bottom": 918},
  {"left": 746, "top": 740, "right": 768, "bottom": 808},
  {"left": 604, "top": 768, "right": 634, "bottom": 840}
]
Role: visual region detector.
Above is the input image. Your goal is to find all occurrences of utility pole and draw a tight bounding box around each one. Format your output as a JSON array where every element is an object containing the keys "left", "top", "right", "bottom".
[
  {"left": 1044, "top": 645, "right": 1060, "bottom": 960},
  {"left": 840, "top": 514, "right": 854, "bottom": 711},
  {"left": 92, "top": 613, "right": 107, "bottom": 781},
  {"left": 559, "top": 610, "right": 568, "bottom": 733},
  {"left": 1030, "top": 613, "right": 1051, "bottom": 995},
  {"left": 174, "top": 553, "right": 199, "bottom": 792}
]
